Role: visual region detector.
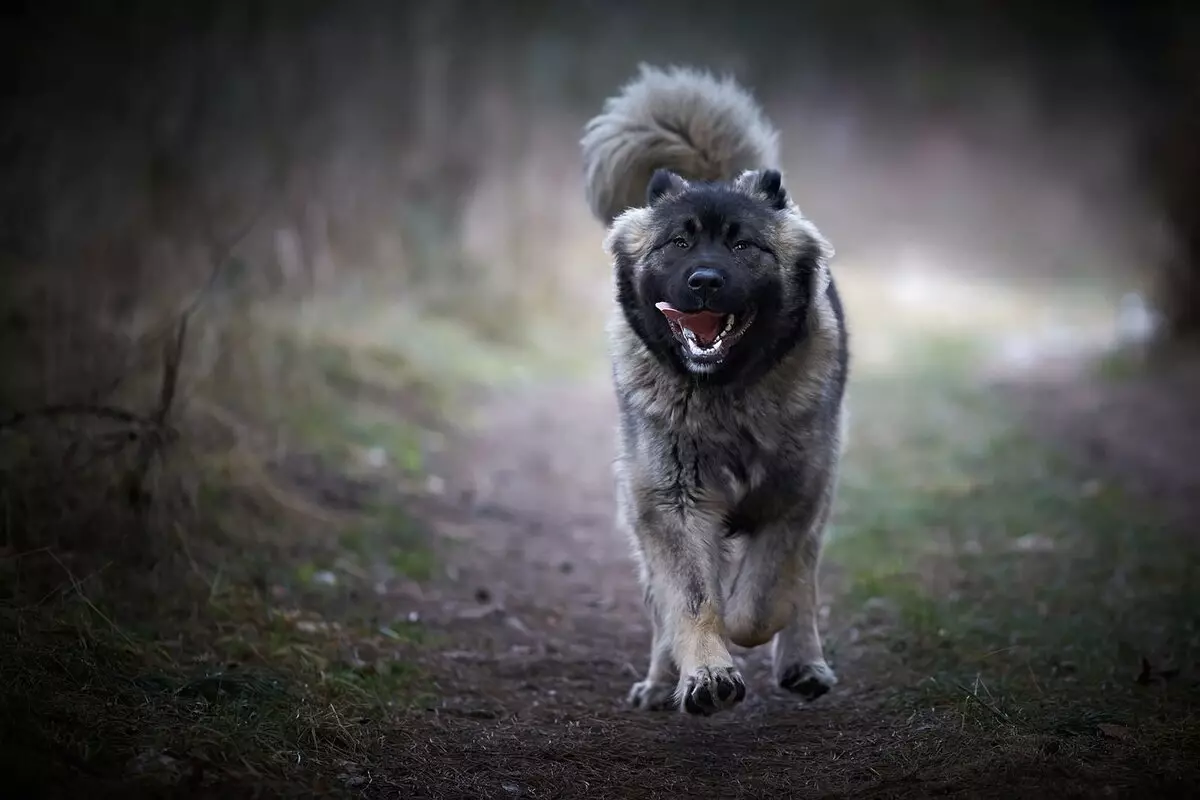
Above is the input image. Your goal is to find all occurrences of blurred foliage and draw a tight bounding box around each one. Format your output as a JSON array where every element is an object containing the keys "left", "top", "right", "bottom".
[{"left": 0, "top": 0, "right": 1197, "bottom": 357}]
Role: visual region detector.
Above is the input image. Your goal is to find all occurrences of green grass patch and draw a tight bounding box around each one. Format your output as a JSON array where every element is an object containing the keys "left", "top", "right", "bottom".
[
  {"left": 830, "top": 335, "right": 1200, "bottom": 765},
  {"left": 334, "top": 503, "right": 438, "bottom": 583}
]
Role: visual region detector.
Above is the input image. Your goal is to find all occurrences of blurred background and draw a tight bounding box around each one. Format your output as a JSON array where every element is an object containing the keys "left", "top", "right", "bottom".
[
  {"left": 3, "top": 0, "right": 1196, "bottom": 370},
  {"left": 3, "top": 1, "right": 1200, "bottom": 794}
]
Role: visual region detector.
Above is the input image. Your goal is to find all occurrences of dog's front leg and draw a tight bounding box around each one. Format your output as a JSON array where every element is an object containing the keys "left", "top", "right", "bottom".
[
  {"left": 627, "top": 595, "right": 678, "bottom": 710},
  {"left": 634, "top": 507, "right": 746, "bottom": 716}
]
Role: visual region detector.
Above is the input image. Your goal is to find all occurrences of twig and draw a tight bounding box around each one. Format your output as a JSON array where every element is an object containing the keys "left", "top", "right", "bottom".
[
  {"left": 1026, "top": 661, "right": 1046, "bottom": 697},
  {"left": 178, "top": 197, "right": 272, "bottom": 324},
  {"left": 47, "top": 550, "right": 135, "bottom": 648},
  {"left": 954, "top": 681, "right": 1014, "bottom": 727},
  {"left": 157, "top": 314, "right": 188, "bottom": 427},
  {"left": 117, "top": 194, "right": 271, "bottom": 509},
  {"left": 0, "top": 545, "right": 53, "bottom": 560},
  {"left": 124, "top": 314, "right": 189, "bottom": 507},
  {"left": 85, "top": 190, "right": 272, "bottom": 407},
  {"left": 0, "top": 403, "right": 150, "bottom": 432}
]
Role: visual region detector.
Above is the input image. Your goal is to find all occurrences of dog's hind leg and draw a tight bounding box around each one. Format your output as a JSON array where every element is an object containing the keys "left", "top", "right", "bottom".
[
  {"left": 724, "top": 492, "right": 838, "bottom": 702},
  {"left": 769, "top": 517, "right": 838, "bottom": 702}
]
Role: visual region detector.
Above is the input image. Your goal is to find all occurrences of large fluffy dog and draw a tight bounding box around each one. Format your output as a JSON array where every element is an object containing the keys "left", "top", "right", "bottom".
[{"left": 580, "top": 65, "right": 849, "bottom": 715}]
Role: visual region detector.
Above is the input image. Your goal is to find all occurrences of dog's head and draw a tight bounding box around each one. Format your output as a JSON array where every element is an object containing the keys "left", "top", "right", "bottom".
[{"left": 605, "top": 168, "right": 833, "bottom": 383}]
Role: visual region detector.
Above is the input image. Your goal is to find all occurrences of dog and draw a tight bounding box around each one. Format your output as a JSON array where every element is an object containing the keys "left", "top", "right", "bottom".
[{"left": 580, "top": 64, "right": 849, "bottom": 715}]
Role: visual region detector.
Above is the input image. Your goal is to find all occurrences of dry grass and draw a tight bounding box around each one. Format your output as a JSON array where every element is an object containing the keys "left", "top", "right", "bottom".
[{"left": 0, "top": 249, "right": 514, "bottom": 795}]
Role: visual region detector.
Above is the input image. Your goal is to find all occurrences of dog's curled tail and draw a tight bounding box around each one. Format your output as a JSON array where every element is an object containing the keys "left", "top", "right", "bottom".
[{"left": 581, "top": 64, "right": 781, "bottom": 226}]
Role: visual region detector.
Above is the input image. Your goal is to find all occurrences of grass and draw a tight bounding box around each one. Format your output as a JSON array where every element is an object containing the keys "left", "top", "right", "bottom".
[
  {"left": 0, "top": 293, "right": 526, "bottom": 795},
  {"left": 825, "top": 325, "right": 1200, "bottom": 787},
  {"left": 1, "top": 586, "right": 430, "bottom": 794}
]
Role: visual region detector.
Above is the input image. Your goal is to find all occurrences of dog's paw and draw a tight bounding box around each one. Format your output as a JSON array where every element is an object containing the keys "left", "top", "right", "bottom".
[
  {"left": 777, "top": 661, "right": 837, "bottom": 701},
  {"left": 628, "top": 680, "right": 678, "bottom": 711},
  {"left": 680, "top": 665, "right": 746, "bottom": 716}
]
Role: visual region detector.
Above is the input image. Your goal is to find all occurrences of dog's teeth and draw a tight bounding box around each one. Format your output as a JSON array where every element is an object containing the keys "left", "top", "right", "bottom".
[
  {"left": 684, "top": 335, "right": 720, "bottom": 356},
  {"left": 724, "top": 316, "right": 735, "bottom": 333}
]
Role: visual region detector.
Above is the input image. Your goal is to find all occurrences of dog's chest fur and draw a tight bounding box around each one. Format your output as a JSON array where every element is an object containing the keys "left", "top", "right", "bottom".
[{"left": 616, "top": 371, "right": 835, "bottom": 534}]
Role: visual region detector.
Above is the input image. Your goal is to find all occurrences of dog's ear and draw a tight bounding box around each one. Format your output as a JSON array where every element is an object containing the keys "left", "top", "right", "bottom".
[
  {"left": 755, "top": 169, "right": 788, "bottom": 210},
  {"left": 734, "top": 169, "right": 789, "bottom": 211},
  {"left": 646, "top": 169, "right": 688, "bottom": 206}
]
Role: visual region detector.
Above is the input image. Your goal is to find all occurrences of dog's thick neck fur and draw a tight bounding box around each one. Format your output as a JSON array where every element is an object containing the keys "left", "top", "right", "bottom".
[{"left": 607, "top": 272, "right": 845, "bottom": 429}]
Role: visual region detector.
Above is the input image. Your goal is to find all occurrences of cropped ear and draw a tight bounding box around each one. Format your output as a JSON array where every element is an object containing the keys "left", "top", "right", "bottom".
[
  {"left": 734, "top": 168, "right": 789, "bottom": 211},
  {"left": 646, "top": 169, "right": 688, "bottom": 206}
]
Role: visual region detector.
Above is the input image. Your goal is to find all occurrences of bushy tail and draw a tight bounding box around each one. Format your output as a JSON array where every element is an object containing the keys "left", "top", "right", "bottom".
[{"left": 581, "top": 64, "right": 781, "bottom": 226}]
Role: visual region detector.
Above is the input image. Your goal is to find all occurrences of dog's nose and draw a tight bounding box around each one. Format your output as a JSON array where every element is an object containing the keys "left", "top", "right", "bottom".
[{"left": 687, "top": 268, "right": 725, "bottom": 294}]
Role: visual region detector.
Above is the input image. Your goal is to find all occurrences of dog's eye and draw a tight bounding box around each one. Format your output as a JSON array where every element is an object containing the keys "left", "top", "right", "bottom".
[
  {"left": 733, "top": 240, "right": 751, "bottom": 251},
  {"left": 672, "top": 237, "right": 689, "bottom": 249}
]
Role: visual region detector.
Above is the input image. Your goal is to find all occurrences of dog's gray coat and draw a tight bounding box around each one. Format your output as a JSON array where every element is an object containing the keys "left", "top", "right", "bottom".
[{"left": 581, "top": 64, "right": 850, "bottom": 714}]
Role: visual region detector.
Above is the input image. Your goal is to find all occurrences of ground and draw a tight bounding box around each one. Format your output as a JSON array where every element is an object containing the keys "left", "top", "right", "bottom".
[{"left": 3, "top": 267, "right": 1199, "bottom": 798}]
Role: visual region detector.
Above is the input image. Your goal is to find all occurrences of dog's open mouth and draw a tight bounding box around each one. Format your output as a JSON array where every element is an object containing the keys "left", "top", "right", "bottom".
[{"left": 655, "top": 302, "right": 755, "bottom": 363}]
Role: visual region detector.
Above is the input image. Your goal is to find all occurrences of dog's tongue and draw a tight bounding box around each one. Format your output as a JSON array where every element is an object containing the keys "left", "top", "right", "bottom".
[{"left": 655, "top": 303, "right": 724, "bottom": 345}]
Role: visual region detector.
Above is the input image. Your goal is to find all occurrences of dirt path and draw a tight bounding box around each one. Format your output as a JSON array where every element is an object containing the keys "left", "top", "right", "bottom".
[
  {"left": 365, "top": 350, "right": 1198, "bottom": 800},
  {"left": 386, "top": 376, "right": 900, "bottom": 799}
]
